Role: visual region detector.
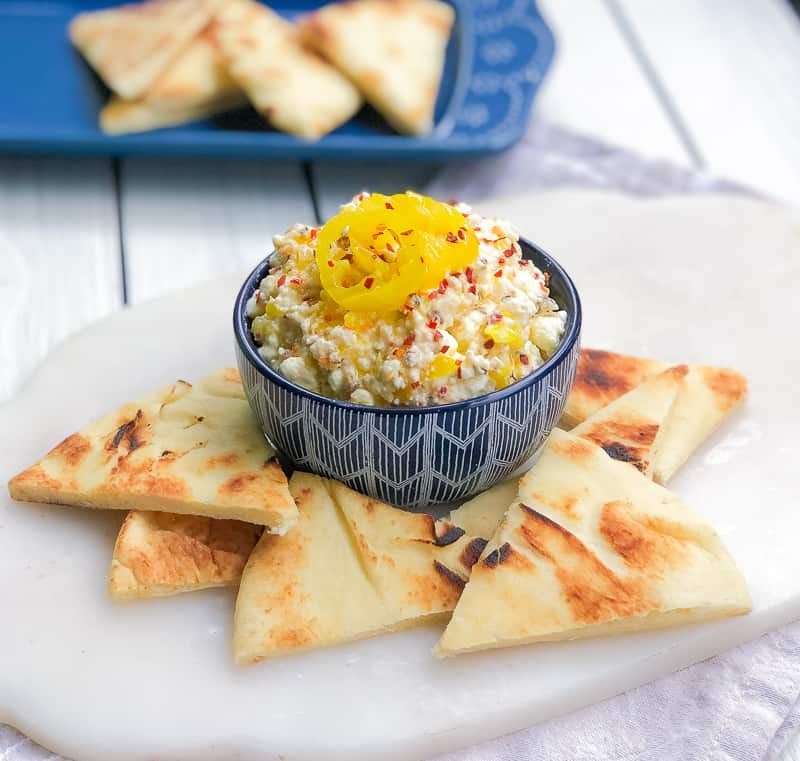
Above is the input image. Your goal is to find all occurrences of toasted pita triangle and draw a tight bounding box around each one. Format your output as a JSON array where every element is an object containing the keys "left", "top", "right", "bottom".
[
  {"left": 299, "top": 0, "right": 454, "bottom": 135},
  {"left": 233, "top": 473, "right": 485, "bottom": 663},
  {"left": 653, "top": 365, "right": 747, "bottom": 484},
  {"left": 69, "top": 0, "right": 222, "bottom": 100},
  {"left": 214, "top": 0, "right": 362, "bottom": 139},
  {"left": 109, "top": 510, "right": 261, "bottom": 600},
  {"left": 572, "top": 364, "right": 688, "bottom": 477},
  {"left": 8, "top": 368, "right": 297, "bottom": 532},
  {"left": 561, "top": 349, "right": 671, "bottom": 429},
  {"left": 100, "top": 29, "right": 247, "bottom": 135},
  {"left": 449, "top": 479, "right": 519, "bottom": 539},
  {"left": 435, "top": 428, "right": 750, "bottom": 657}
]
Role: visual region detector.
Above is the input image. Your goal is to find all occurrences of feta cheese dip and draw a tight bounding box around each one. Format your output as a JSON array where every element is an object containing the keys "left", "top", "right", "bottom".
[{"left": 247, "top": 192, "right": 567, "bottom": 407}]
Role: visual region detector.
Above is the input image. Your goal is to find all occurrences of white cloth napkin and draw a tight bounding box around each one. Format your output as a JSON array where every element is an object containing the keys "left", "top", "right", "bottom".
[{"left": 3, "top": 119, "right": 798, "bottom": 761}]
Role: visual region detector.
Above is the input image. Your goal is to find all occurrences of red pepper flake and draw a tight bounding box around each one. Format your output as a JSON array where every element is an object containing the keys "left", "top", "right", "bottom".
[
  {"left": 489, "top": 312, "right": 503, "bottom": 324},
  {"left": 426, "top": 320, "right": 438, "bottom": 329},
  {"left": 503, "top": 247, "right": 515, "bottom": 257},
  {"left": 327, "top": 259, "right": 335, "bottom": 268},
  {"left": 484, "top": 338, "right": 495, "bottom": 349},
  {"left": 520, "top": 354, "right": 530, "bottom": 365},
  {"left": 439, "top": 386, "right": 448, "bottom": 396},
  {"left": 438, "top": 279, "right": 448, "bottom": 294},
  {"left": 446, "top": 231, "right": 458, "bottom": 243},
  {"left": 494, "top": 269, "right": 503, "bottom": 278},
  {"left": 310, "top": 228, "right": 318, "bottom": 240},
  {"left": 457, "top": 366, "right": 462, "bottom": 379},
  {"left": 363, "top": 277, "right": 375, "bottom": 290},
  {"left": 433, "top": 330, "right": 443, "bottom": 341},
  {"left": 520, "top": 259, "right": 531, "bottom": 267},
  {"left": 411, "top": 381, "right": 421, "bottom": 389},
  {"left": 290, "top": 277, "right": 302, "bottom": 285},
  {"left": 461, "top": 211, "right": 469, "bottom": 218},
  {"left": 440, "top": 345, "right": 449, "bottom": 353},
  {"left": 427, "top": 291, "right": 439, "bottom": 300},
  {"left": 465, "top": 267, "right": 475, "bottom": 284},
  {"left": 403, "top": 336, "right": 414, "bottom": 346},
  {"left": 455, "top": 359, "right": 463, "bottom": 366},
  {"left": 400, "top": 229, "right": 413, "bottom": 236},
  {"left": 386, "top": 243, "right": 395, "bottom": 253},
  {"left": 385, "top": 202, "right": 394, "bottom": 209},
  {"left": 468, "top": 285, "right": 477, "bottom": 295},
  {"left": 457, "top": 228, "right": 466, "bottom": 240},
  {"left": 277, "top": 274, "right": 287, "bottom": 287}
]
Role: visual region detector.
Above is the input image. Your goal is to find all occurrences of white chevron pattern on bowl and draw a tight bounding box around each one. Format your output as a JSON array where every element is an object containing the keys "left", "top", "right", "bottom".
[{"left": 236, "top": 337, "right": 579, "bottom": 509}]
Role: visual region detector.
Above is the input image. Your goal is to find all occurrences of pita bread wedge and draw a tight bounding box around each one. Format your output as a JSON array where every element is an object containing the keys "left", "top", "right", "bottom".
[
  {"left": 214, "top": 0, "right": 362, "bottom": 139},
  {"left": 100, "top": 29, "right": 247, "bottom": 135},
  {"left": 299, "top": 0, "right": 454, "bottom": 135},
  {"left": 435, "top": 428, "right": 750, "bottom": 657},
  {"left": 109, "top": 510, "right": 261, "bottom": 600},
  {"left": 233, "top": 472, "right": 486, "bottom": 663},
  {"left": 653, "top": 365, "right": 747, "bottom": 484},
  {"left": 8, "top": 368, "right": 297, "bottom": 532},
  {"left": 449, "top": 479, "right": 519, "bottom": 539},
  {"left": 561, "top": 349, "right": 671, "bottom": 429},
  {"left": 572, "top": 364, "right": 688, "bottom": 477},
  {"left": 69, "top": 0, "right": 222, "bottom": 100}
]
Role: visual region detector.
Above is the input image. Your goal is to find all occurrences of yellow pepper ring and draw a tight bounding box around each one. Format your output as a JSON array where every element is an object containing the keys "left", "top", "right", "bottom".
[{"left": 315, "top": 193, "right": 479, "bottom": 313}]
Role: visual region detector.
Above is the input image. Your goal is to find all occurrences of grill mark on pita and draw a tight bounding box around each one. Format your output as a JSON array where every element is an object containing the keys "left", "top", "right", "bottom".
[
  {"left": 702, "top": 367, "right": 747, "bottom": 411},
  {"left": 518, "top": 504, "right": 656, "bottom": 623},
  {"left": 573, "top": 349, "right": 657, "bottom": 409},
  {"left": 434, "top": 523, "right": 466, "bottom": 547},
  {"left": 50, "top": 433, "right": 92, "bottom": 467},
  {"left": 531, "top": 491, "right": 579, "bottom": 517},
  {"left": 587, "top": 421, "right": 659, "bottom": 447},
  {"left": 108, "top": 410, "right": 145, "bottom": 452},
  {"left": 599, "top": 443, "right": 647, "bottom": 470},
  {"left": 433, "top": 560, "right": 466, "bottom": 593},
  {"left": 104, "top": 456, "right": 190, "bottom": 499},
  {"left": 550, "top": 435, "right": 595, "bottom": 462},
  {"left": 483, "top": 542, "right": 512, "bottom": 568},
  {"left": 10, "top": 464, "right": 65, "bottom": 491},
  {"left": 460, "top": 537, "right": 488, "bottom": 569},
  {"left": 204, "top": 452, "right": 241, "bottom": 470},
  {"left": 599, "top": 500, "right": 687, "bottom": 574}
]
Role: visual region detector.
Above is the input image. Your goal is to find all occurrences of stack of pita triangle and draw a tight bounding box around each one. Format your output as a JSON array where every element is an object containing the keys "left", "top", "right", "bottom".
[
  {"left": 440, "top": 348, "right": 750, "bottom": 656},
  {"left": 70, "top": 0, "right": 246, "bottom": 134},
  {"left": 7, "top": 347, "right": 751, "bottom": 660},
  {"left": 437, "top": 427, "right": 751, "bottom": 656},
  {"left": 234, "top": 472, "right": 486, "bottom": 663},
  {"left": 69, "top": 0, "right": 454, "bottom": 137},
  {"left": 8, "top": 368, "right": 297, "bottom": 598},
  {"left": 299, "top": 0, "right": 454, "bottom": 135}
]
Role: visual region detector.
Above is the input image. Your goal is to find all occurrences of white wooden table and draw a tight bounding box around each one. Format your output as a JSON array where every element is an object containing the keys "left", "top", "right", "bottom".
[{"left": 2, "top": 0, "right": 799, "bottom": 403}]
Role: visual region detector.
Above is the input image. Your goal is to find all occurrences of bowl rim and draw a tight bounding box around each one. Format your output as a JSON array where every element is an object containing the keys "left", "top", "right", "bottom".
[{"left": 233, "top": 236, "right": 582, "bottom": 416}]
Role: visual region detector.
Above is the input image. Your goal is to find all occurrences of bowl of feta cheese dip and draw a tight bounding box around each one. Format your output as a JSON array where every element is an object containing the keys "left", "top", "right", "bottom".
[{"left": 234, "top": 192, "right": 581, "bottom": 508}]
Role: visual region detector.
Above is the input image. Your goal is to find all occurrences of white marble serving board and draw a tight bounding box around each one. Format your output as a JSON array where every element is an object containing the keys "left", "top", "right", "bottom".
[{"left": 1, "top": 193, "right": 799, "bottom": 761}]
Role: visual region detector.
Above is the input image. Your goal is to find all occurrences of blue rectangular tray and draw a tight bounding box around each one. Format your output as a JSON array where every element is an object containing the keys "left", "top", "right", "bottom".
[{"left": 0, "top": 0, "right": 553, "bottom": 159}]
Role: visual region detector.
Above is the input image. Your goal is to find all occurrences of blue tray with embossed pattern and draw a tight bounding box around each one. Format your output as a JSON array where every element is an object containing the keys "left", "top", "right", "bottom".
[{"left": 0, "top": 0, "right": 553, "bottom": 159}]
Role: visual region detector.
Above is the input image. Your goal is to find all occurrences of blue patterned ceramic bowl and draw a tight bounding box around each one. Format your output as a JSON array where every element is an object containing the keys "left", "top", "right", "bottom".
[{"left": 234, "top": 238, "right": 581, "bottom": 509}]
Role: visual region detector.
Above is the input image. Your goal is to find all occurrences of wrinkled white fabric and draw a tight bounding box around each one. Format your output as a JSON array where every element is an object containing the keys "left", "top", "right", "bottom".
[{"left": 2, "top": 119, "right": 797, "bottom": 761}]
